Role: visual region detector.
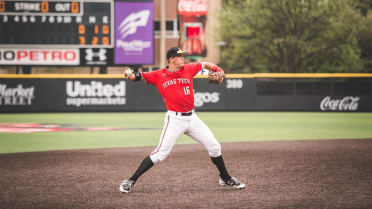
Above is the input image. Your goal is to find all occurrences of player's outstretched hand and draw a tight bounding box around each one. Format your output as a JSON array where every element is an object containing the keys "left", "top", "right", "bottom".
[{"left": 124, "top": 68, "right": 134, "bottom": 80}]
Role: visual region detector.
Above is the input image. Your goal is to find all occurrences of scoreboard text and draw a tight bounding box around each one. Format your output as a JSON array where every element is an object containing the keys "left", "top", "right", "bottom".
[{"left": 0, "top": 0, "right": 113, "bottom": 48}]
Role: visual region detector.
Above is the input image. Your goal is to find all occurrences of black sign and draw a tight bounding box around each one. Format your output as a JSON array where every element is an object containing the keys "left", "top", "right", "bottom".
[
  {"left": 1, "top": 78, "right": 372, "bottom": 112},
  {"left": 0, "top": 0, "right": 113, "bottom": 47},
  {"left": 79, "top": 48, "right": 113, "bottom": 66}
]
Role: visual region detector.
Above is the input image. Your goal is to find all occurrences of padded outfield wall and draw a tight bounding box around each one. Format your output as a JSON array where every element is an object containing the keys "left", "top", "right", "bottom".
[{"left": 0, "top": 74, "right": 372, "bottom": 112}]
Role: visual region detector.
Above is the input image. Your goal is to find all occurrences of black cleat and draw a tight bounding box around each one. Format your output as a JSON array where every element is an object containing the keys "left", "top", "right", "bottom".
[
  {"left": 119, "top": 179, "right": 135, "bottom": 193},
  {"left": 219, "top": 176, "right": 246, "bottom": 189}
]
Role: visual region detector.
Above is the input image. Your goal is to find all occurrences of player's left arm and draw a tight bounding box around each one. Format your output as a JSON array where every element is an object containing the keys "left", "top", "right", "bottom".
[
  {"left": 201, "top": 62, "right": 224, "bottom": 72},
  {"left": 201, "top": 62, "right": 226, "bottom": 84}
]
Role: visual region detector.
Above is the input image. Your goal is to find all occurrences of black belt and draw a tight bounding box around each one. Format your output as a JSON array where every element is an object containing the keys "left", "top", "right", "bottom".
[{"left": 175, "top": 112, "right": 193, "bottom": 116}]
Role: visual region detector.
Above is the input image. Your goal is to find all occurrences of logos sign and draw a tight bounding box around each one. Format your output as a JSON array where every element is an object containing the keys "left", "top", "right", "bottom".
[
  {"left": 114, "top": 2, "right": 154, "bottom": 65},
  {"left": 320, "top": 96, "right": 360, "bottom": 111},
  {"left": 194, "top": 91, "right": 220, "bottom": 107},
  {"left": 0, "top": 48, "right": 79, "bottom": 65}
]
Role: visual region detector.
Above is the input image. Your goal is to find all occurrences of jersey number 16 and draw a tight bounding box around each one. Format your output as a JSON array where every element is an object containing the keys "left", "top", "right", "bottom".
[{"left": 183, "top": 86, "right": 190, "bottom": 95}]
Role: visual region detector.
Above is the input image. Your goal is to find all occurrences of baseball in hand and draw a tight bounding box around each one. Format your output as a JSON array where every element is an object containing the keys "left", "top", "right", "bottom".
[{"left": 124, "top": 68, "right": 133, "bottom": 79}]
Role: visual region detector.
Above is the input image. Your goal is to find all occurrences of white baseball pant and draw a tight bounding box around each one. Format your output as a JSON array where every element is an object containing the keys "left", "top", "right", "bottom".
[{"left": 149, "top": 110, "right": 222, "bottom": 164}]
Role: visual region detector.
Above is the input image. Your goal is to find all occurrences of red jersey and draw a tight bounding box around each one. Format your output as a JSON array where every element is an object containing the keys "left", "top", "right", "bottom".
[{"left": 142, "top": 63, "right": 202, "bottom": 112}]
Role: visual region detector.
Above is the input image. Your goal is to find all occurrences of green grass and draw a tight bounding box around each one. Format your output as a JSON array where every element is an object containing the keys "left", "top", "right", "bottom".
[{"left": 1, "top": 112, "right": 372, "bottom": 153}]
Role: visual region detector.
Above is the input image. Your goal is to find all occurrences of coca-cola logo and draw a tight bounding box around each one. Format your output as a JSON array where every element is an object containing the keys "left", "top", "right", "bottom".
[
  {"left": 320, "top": 96, "right": 360, "bottom": 111},
  {"left": 178, "top": 0, "right": 208, "bottom": 14}
]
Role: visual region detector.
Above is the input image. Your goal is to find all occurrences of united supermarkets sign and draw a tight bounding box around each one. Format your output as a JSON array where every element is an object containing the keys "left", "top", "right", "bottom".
[{"left": 65, "top": 80, "right": 126, "bottom": 107}]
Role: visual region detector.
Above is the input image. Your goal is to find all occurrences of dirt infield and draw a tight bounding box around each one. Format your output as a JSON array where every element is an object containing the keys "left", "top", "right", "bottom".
[{"left": 1, "top": 139, "right": 372, "bottom": 209}]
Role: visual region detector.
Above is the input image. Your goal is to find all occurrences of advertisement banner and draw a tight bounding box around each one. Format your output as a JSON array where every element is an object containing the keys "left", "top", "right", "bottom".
[
  {"left": 0, "top": 79, "right": 40, "bottom": 112},
  {"left": 80, "top": 48, "right": 113, "bottom": 66},
  {"left": 0, "top": 49, "right": 79, "bottom": 65},
  {"left": 0, "top": 78, "right": 165, "bottom": 112},
  {"left": 178, "top": 0, "right": 208, "bottom": 57},
  {"left": 65, "top": 80, "right": 127, "bottom": 108},
  {"left": 319, "top": 96, "right": 360, "bottom": 111},
  {"left": 178, "top": 0, "right": 208, "bottom": 16},
  {"left": 114, "top": 2, "right": 154, "bottom": 65},
  {"left": 1, "top": 78, "right": 371, "bottom": 113},
  {"left": 0, "top": 83, "right": 35, "bottom": 106}
]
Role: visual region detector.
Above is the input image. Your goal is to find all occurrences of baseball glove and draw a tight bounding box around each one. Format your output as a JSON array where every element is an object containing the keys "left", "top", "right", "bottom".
[{"left": 208, "top": 71, "right": 226, "bottom": 84}]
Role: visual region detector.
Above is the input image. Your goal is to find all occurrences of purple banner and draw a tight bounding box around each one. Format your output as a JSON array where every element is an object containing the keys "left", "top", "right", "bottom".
[{"left": 114, "top": 2, "right": 154, "bottom": 65}]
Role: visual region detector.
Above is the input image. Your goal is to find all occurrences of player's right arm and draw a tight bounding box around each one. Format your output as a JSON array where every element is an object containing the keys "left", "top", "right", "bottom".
[
  {"left": 123, "top": 68, "right": 158, "bottom": 86},
  {"left": 123, "top": 68, "right": 142, "bottom": 81}
]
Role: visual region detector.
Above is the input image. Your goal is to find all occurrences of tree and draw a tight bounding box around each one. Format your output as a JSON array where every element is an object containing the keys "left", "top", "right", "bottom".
[
  {"left": 354, "top": 0, "right": 372, "bottom": 16},
  {"left": 352, "top": 0, "right": 372, "bottom": 72},
  {"left": 219, "top": 0, "right": 362, "bottom": 73}
]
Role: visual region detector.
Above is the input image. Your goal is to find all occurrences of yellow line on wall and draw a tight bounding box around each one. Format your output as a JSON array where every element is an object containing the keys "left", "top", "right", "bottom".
[{"left": 1, "top": 73, "right": 372, "bottom": 79}]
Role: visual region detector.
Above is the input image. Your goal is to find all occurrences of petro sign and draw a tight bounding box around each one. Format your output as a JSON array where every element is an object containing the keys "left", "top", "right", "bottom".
[
  {"left": 0, "top": 49, "right": 79, "bottom": 65},
  {"left": 320, "top": 96, "right": 360, "bottom": 111}
]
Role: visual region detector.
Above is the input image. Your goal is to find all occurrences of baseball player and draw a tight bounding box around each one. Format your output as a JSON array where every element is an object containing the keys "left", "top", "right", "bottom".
[{"left": 119, "top": 46, "right": 245, "bottom": 193}]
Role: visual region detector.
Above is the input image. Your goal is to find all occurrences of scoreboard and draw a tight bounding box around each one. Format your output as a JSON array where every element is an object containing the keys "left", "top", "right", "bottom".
[
  {"left": 0, "top": 0, "right": 113, "bottom": 48},
  {"left": 0, "top": 0, "right": 154, "bottom": 66}
]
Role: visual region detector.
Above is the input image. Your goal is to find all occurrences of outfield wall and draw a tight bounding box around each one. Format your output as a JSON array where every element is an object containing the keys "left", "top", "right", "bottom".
[{"left": 1, "top": 74, "right": 372, "bottom": 112}]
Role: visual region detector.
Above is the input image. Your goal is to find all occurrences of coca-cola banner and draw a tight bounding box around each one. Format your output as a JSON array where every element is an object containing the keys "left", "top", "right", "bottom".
[
  {"left": 320, "top": 96, "right": 360, "bottom": 111},
  {"left": 178, "top": 0, "right": 208, "bottom": 57},
  {"left": 0, "top": 78, "right": 371, "bottom": 112},
  {"left": 178, "top": 0, "right": 208, "bottom": 16}
]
